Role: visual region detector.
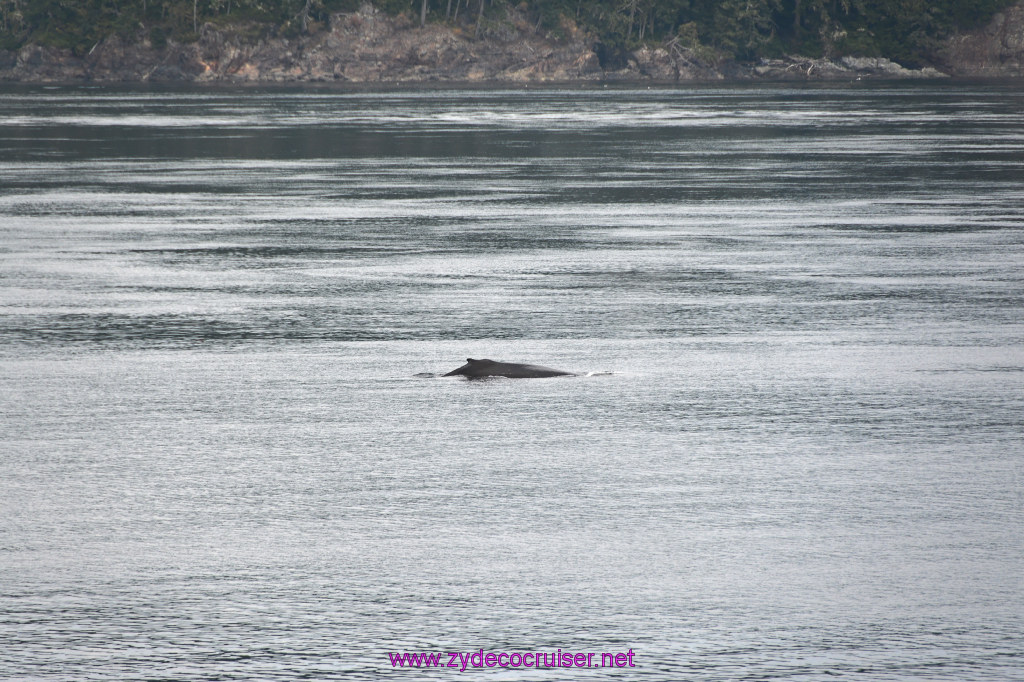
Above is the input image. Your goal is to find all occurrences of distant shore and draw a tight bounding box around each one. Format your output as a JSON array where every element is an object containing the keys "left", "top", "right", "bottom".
[{"left": 3, "top": 3, "right": 1022, "bottom": 84}]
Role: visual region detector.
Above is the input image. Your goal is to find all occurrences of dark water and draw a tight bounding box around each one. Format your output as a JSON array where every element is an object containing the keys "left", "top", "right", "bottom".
[{"left": 1, "top": 84, "right": 1022, "bottom": 680}]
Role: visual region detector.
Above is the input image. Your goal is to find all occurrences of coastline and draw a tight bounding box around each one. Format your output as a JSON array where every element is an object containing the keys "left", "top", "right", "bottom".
[{"left": 2, "top": 3, "right": 1022, "bottom": 84}]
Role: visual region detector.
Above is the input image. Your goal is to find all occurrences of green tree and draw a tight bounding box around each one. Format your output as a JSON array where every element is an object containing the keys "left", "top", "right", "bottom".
[{"left": 713, "top": 0, "right": 782, "bottom": 59}]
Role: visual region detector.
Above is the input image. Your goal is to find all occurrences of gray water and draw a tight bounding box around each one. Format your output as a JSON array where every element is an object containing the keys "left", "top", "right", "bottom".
[{"left": 1, "top": 83, "right": 1022, "bottom": 680}]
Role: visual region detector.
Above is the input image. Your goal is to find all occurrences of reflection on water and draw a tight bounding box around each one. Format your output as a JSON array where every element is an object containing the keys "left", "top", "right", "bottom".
[{"left": 1, "top": 84, "right": 1023, "bottom": 681}]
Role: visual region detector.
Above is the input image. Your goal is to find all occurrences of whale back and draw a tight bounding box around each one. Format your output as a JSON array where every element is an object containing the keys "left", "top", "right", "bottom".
[
  {"left": 443, "top": 358, "right": 574, "bottom": 378},
  {"left": 442, "top": 358, "right": 495, "bottom": 377}
]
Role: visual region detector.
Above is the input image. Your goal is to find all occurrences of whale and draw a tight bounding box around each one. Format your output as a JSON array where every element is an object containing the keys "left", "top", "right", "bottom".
[{"left": 442, "top": 358, "right": 575, "bottom": 379}]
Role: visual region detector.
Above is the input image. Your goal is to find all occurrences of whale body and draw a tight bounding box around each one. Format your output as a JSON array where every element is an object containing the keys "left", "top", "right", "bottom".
[{"left": 443, "top": 358, "right": 575, "bottom": 379}]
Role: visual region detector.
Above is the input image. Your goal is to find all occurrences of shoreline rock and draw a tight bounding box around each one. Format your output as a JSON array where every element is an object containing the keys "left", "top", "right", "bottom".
[
  {"left": 750, "top": 55, "right": 947, "bottom": 80},
  {"left": 1, "top": 2, "right": 1022, "bottom": 85}
]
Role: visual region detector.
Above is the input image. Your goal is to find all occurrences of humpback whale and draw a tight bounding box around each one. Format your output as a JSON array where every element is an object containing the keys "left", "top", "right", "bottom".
[{"left": 443, "top": 358, "right": 575, "bottom": 379}]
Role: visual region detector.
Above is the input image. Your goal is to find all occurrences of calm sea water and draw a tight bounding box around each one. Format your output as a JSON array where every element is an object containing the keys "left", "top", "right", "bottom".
[{"left": 1, "top": 83, "right": 1022, "bottom": 680}]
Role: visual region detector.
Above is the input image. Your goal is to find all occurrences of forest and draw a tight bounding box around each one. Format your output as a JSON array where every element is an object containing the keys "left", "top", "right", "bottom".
[{"left": 1, "top": 0, "right": 1018, "bottom": 67}]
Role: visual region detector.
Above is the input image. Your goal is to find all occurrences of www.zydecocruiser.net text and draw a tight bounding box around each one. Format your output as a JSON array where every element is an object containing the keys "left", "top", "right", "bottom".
[{"left": 388, "top": 649, "right": 637, "bottom": 671}]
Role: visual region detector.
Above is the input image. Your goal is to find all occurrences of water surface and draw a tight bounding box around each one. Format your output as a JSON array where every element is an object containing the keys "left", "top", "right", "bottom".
[{"left": 1, "top": 83, "right": 1023, "bottom": 680}]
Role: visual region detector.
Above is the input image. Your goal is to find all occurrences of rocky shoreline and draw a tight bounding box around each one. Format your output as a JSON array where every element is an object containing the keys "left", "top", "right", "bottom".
[{"left": 2, "top": 2, "right": 1022, "bottom": 84}]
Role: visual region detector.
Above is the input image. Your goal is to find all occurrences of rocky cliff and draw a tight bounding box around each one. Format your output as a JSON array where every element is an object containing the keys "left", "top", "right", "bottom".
[
  {"left": 938, "top": 2, "right": 1024, "bottom": 76},
  {"left": 1, "top": 2, "right": 1022, "bottom": 84},
  {"left": 0, "top": 6, "right": 612, "bottom": 84}
]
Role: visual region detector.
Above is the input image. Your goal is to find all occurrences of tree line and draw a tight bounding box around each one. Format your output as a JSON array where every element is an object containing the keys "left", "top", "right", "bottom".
[{"left": 1, "top": 0, "right": 1016, "bottom": 66}]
